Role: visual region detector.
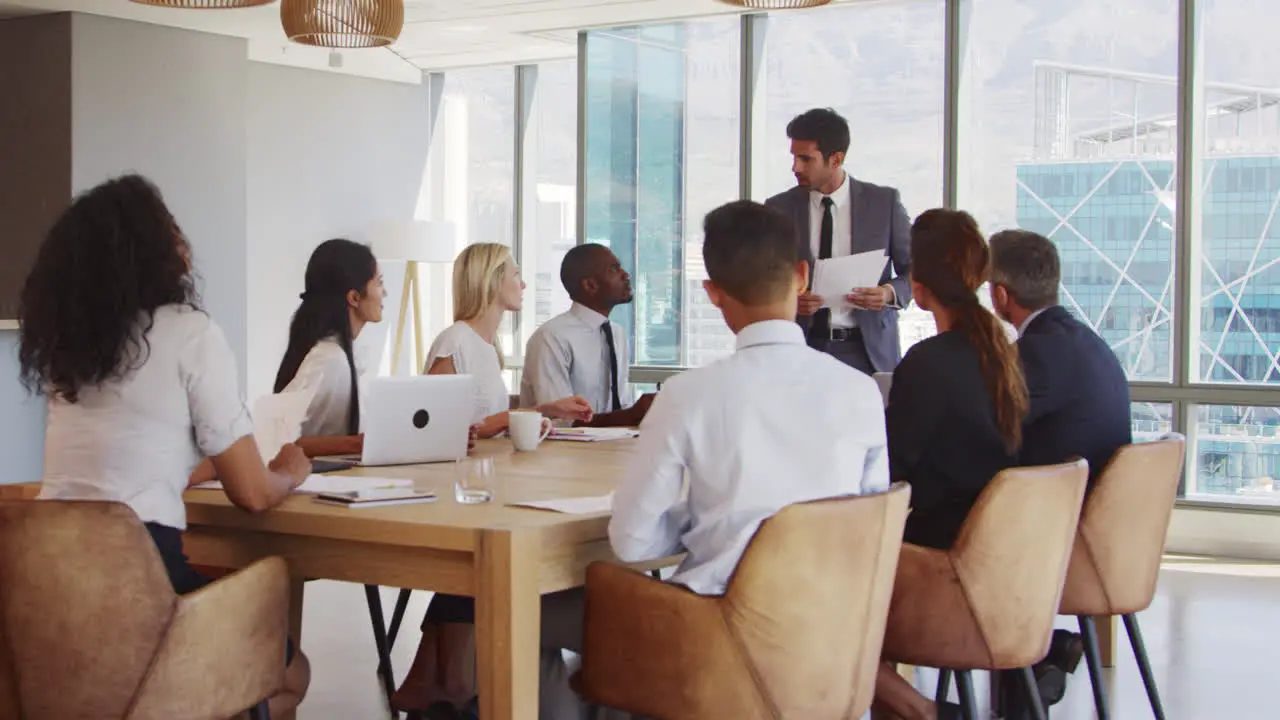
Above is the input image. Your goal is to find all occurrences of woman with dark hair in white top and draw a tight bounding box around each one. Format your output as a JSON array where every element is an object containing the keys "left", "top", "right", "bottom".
[
  {"left": 21, "top": 174, "right": 312, "bottom": 717},
  {"left": 273, "top": 238, "right": 384, "bottom": 456}
]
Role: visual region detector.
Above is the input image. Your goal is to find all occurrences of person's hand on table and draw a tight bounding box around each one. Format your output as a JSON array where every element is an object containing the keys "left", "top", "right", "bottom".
[
  {"left": 846, "top": 286, "right": 893, "bottom": 312},
  {"left": 467, "top": 424, "right": 480, "bottom": 453},
  {"left": 797, "top": 291, "right": 823, "bottom": 317},
  {"left": 344, "top": 433, "right": 364, "bottom": 456},
  {"left": 269, "top": 443, "right": 310, "bottom": 489},
  {"left": 540, "top": 395, "right": 594, "bottom": 424}
]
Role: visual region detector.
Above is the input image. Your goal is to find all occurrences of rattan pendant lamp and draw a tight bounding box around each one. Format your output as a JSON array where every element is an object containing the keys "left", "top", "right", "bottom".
[
  {"left": 716, "top": 0, "right": 832, "bottom": 7},
  {"left": 129, "top": 0, "right": 275, "bottom": 7},
  {"left": 281, "top": 0, "right": 405, "bottom": 48}
]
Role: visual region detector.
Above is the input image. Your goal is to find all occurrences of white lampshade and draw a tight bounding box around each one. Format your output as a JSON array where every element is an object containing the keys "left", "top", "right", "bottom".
[{"left": 371, "top": 220, "right": 456, "bottom": 263}]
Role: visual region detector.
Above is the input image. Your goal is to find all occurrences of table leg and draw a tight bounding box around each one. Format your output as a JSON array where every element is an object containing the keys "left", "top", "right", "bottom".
[
  {"left": 1095, "top": 614, "right": 1117, "bottom": 668},
  {"left": 475, "top": 529, "right": 541, "bottom": 720}
]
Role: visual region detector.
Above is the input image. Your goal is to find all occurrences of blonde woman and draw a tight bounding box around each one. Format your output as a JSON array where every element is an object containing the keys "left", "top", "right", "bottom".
[
  {"left": 394, "top": 243, "right": 593, "bottom": 717},
  {"left": 425, "top": 242, "right": 593, "bottom": 436}
]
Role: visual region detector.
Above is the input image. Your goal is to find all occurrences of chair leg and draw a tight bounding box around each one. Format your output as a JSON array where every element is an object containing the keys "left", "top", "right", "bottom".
[
  {"left": 1016, "top": 667, "right": 1048, "bottom": 720},
  {"left": 386, "top": 588, "right": 413, "bottom": 651},
  {"left": 936, "top": 668, "right": 953, "bottom": 705},
  {"left": 1078, "top": 615, "right": 1111, "bottom": 720},
  {"left": 1124, "top": 613, "right": 1166, "bottom": 720},
  {"left": 955, "top": 670, "right": 979, "bottom": 720},
  {"left": 364, "top": 584, "right": 399, "bottom": 712},
  {"left": 247, "top": 700, "right": 270, "bottom": 720}
]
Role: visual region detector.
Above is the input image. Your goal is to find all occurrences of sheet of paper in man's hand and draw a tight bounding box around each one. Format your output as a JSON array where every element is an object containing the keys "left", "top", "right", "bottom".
[
  {"left": 813, "top": 251, "right": 889, "bottom": 309},
  {"left": 252, "top": 388, "right": 315, "bottom": 463}
]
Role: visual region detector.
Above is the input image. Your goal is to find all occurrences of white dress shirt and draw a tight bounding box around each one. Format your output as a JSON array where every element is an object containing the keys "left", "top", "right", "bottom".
[
  {"left": 283, "top": 338, "right": 361, "bottom": 436},
  {"left": 40, "top": 305, "right": 253, "bottom": 530},
  {"left": 520, "top": 303, "right": 633, "bottom": 413},
  {"left": 1016, "top": 307, "right": 1050, "bottom": 338},
  {"left": 427, "top": 322, "right": 510, "bottom": 423},
  {"left": 809, "top": 175, "right": 857, "bottom": 329},
  {"left": 609, "top": 320, "right": 890, "bottom": 596}
]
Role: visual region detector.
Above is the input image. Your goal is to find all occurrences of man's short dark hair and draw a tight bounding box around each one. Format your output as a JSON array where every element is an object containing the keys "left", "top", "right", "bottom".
[
  {"left": 702, "top": 201, "right": 798, "bottom": 306},
  {"left": 989, "top": 229, "right": 1061, "bottom": 311},
  {"left": 785, "top": 108, "right": 850, "bottom": 161},
  {"left": 560, "top": 243, "right": 610, "bottom": 299}
]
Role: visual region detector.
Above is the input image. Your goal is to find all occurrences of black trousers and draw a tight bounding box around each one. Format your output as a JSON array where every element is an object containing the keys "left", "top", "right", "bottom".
[
  {"left": 808, "top": 330, "right": 876, "bottom": 375},
  {"left": 145, "top": 522, "right": 295, "bottom": 665}
]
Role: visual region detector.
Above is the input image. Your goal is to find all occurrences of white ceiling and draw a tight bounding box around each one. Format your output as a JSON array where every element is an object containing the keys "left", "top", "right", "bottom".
[{"left": 0, "top": 0, "right": 867, "bottom": 82}]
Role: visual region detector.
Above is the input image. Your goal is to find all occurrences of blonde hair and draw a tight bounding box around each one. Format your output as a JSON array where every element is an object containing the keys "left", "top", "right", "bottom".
[{"left": 452, "top": 242, "right": 514, "bottom": 366}]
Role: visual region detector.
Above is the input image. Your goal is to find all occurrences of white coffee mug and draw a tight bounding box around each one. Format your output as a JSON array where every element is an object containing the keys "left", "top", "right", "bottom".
[{"left": 509, "top": 410, "right": 552, "bottom": 452}]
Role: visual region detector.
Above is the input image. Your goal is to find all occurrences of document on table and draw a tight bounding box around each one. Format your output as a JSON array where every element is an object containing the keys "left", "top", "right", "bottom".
[
  {"left": 812, "top": 251, "right": 888, "bottom": 309},
  {"left": 548, "top": 427, "right": 639, "bottom": 442},
  {"left": 252, "top": 388, "right": 315, "bottom": 463},
  {"left": 509, "top": 493, "right": 615, "bottom": 514},
  {"left": 193, "top": 475, "right": 413, "bottom": 495}
]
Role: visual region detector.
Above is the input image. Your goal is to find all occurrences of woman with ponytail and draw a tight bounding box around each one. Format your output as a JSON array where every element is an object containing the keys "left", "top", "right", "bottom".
[
  {"left": 887, "top": 208, "right": 1029, "bottom": 550},
  {"left": 275, "top": 238, "right": 385, "bottom": 457}
]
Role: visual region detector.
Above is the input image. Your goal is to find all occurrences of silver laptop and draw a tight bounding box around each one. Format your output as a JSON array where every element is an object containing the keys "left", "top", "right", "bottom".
[{"left": 351, "top": 375, "right": 476, "bottom": 466}]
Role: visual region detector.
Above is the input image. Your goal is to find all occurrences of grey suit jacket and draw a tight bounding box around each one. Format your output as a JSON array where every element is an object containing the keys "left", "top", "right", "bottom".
[{"left": 764, "top": 177, "right": 912, "bottom": 372}]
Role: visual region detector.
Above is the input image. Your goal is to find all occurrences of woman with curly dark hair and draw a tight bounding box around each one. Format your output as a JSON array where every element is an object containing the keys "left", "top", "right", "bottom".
[{"left": 20, "top": 174, "right": 312, "bottom": 716}]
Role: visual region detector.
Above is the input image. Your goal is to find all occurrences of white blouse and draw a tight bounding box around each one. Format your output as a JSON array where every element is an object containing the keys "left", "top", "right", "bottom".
[
  {"left": 39, "top": 305, "right": 253, "bottom": 530},
  {"left": 283, "top": 338, "right": 359, "bottom": 437},
  {"left": 426, "top": 322, "right": 510, "bottom": 424}
]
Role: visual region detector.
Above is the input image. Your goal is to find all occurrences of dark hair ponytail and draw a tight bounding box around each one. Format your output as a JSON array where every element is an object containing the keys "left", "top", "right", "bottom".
[
  {"left": 910, "top": 209, "right": 1028, "bottom": 452},
  {"left": 274, "top": 239, "right": 377, "bottom": 435}
]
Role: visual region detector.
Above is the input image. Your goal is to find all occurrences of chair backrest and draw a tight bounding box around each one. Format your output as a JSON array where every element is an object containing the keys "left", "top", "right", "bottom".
[
  {"left": 950, "top": 460, "right": 1088, "bottom": 668},
  {"left": 722, "top": 483, "right": 912, "bottom": 719},
  {"left": 0, "top": 500, "right": 178, "bottom": 718},
  {"left": 1061, "top": 435, "right": 1186, "bottom": 616}
]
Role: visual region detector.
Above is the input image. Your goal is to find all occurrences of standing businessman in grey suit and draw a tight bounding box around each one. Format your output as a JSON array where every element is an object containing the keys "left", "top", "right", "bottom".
[{"left": 765, "top": 108, "right": 913, "bottom": 374}]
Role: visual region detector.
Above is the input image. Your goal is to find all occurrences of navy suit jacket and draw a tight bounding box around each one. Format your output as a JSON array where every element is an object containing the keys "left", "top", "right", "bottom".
[
  {"left": 764, "top": 178, "right": 912, "bottom": 372},
  {"left": 1019, "top": 306, "right": 1133, "bottom": 481}
]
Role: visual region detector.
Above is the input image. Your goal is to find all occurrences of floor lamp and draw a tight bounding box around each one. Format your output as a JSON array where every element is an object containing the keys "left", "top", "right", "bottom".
[{"left": 372, "top": 221, "right": 456, "bottom": 375}]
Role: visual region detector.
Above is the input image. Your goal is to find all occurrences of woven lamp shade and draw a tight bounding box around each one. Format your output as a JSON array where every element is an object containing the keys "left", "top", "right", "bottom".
[
  {"left": 716, "top": 0, "right": 832, "bottom": 8},
  {"left": 281, "top": 0, "right": 405, "bottom": 48},
  {"left": 129, "top": 0, "right": 275, "bottom": 7}
]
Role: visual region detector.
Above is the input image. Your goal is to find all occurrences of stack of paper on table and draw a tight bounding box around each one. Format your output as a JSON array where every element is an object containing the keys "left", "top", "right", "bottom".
[
  {"left": 548, "top": 427, "right": 639, "bottom": 442},
  {"left": 509, "top": 493, "right": 614, "bottom": 514},
  {"left": 193, "top": 475, "right": 413, "bottom": 495}
]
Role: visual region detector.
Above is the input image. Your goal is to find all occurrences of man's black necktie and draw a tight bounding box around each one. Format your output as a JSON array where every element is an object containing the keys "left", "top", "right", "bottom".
[
  {"left": 813, "top": 196, "right": 835, "bottom": 337},
  {"left": 602, "top": 321, "right": 622, "bottom": 412}
]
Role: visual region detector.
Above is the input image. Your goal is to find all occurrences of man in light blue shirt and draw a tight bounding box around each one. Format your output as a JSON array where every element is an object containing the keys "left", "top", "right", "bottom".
[{"left": 521, "top": 244, "right": 655, "bottom": 427}]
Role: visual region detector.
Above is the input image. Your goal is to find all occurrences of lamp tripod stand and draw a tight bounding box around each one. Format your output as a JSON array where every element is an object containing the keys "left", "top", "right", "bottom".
[{"left": 391, "top": 260, "right": 425, "bottom": 375}]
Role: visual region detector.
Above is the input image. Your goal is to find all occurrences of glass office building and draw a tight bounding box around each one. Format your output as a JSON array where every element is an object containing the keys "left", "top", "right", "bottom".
[{"left": 1018, "top": 63, "right": 1280, "bottom": 497}]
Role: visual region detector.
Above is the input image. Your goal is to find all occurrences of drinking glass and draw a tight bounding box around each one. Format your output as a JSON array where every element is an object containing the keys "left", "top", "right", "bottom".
[{"left": 454, "top": 456, "right": 496, "bottom": 504}]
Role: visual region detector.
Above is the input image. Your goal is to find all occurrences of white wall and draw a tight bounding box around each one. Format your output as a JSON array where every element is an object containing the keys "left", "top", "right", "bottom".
[
  {"left": 245, "top": 62, "right": 431, "bottom": 400},
  {"left": 70, "top": 14, "right": 249, "bottom": 378},
  {"left": 0, "top": 333, "right": 46, "bottom": 485}
]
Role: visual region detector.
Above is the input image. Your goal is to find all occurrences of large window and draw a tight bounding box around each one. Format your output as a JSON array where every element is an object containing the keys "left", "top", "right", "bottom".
[
  {"left": 518, "top": 60, "right": 578, "bottom": 359},
  {"left": 583, "top": 19, "right": 741, "bottom": 368},
  {"left": 757, "top": 1, "right": 946, "bottom": 353},
  {"left": 1194, "top": 0, "right": 1280, "bottom": 386},
  {"left": 411, "top": 0, "right": 1280, "bottom": 509},
  {"left": 959, "top": 0, "right": 1180, "bottom": 383}
]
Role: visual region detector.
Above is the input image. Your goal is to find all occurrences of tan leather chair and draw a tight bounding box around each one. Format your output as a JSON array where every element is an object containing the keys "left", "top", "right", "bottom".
[
  {"left": 575, "top": 483, "right": 912, "bottom": 720},
  {"left": 1060, "top": 435, "right": 1186, "bottom": 720},
  {"left": 0, "top": 500, "right": 289, "bottom": 720},
  {"left": 882, "top": 460, "right": 1089, "bottom": 720}
]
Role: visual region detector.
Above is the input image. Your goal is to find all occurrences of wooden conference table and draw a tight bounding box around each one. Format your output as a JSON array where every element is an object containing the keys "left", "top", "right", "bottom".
[
  {"left": 4, "top": 438, "right": 668, "bottom": 720},
  {"left": 1, "top": 438, "right": 1121, "bottom": 717}
]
